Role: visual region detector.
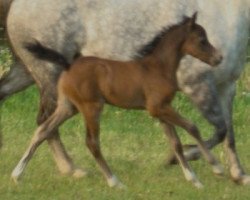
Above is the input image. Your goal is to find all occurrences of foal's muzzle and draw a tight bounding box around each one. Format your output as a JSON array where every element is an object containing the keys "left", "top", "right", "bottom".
[{"left": 210, "top": 50, "right": 223, "bottom": 66}]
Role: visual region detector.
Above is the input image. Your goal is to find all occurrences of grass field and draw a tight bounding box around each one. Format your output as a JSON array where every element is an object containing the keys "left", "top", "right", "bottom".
[{"left": 0, "top": 46, "right": 250, "bottom": 199}]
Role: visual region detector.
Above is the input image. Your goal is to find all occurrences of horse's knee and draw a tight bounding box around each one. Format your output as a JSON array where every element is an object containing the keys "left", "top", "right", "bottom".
[
  {"left": 36, "top": 92, "right": 57, "bottom": 125},
  {"left": 224, "top": 130, "right": 235, "bottom": 149},
  {"left": 33, "top": 124, "right": 52, "bottom": 143}
]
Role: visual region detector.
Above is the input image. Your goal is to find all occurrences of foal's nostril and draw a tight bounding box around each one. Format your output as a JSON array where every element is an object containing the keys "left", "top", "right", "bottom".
[
  {"left": 211, "top": 51, "right": 223, "bottom": 66},
  {"left": 218, "top": 54, "right": 223, "bottom": 63},
  {"left": 216, "top": 55, "right": 223, "bottom": 65}
]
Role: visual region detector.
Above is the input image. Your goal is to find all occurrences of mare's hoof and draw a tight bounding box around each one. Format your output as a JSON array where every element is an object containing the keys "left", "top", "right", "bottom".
[
  {"left": 11, "top": 176, "right": 20, "bottom": 185},
  {"left": 193, "top": 180, "right": 204, "bottom": 189},
  {"left": 72, "top": 168, "right": 88, "bottom": 178}
]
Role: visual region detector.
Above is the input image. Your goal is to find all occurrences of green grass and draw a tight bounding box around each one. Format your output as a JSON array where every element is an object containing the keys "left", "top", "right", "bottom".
[
  {"left": 1, "top": 49, "right": 250, "bottom": 199},
  {"left": 0, "top": 45, "right": 12, "bottom": 77}
]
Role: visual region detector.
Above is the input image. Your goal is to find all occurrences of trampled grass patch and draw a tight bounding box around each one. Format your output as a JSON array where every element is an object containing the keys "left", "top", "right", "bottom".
[{"left": 0, "top": 52, "right": 250, "bottom": 199}]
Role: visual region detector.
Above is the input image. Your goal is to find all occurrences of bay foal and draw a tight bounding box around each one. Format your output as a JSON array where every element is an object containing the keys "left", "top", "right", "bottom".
[{"left": 12, "top": 13, "right": 223, "bottom": 188}]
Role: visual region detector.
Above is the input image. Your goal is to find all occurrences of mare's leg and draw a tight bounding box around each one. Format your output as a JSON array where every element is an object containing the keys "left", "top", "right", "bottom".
[
  {"left": 163, "top": 123, "right": 203, "bottom": 188},
  {"left": 148, "top": 104, "right": 223, "bottom": 176},
  {"left": 11, "top": 96, "right": 80, "bottom": 182},
  {"left": 219, "top": 83, "right": 250, "bottom": 184},
  {"left": 79, "top": 102, "right": 124, "bottom": 188},
  {"left": 0, "top": 60, "right": 34, "bottom": 101}
]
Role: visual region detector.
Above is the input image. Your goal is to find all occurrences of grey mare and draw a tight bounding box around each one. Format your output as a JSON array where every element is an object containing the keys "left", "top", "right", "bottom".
[{"left": 2, "top": 0, "right": 250, "bottom": 185}]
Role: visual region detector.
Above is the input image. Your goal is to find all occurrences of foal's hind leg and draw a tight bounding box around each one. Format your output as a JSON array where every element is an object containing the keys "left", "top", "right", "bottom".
[
  {"left": 79, "top": 102, "right": 124, "bottom": 188},
  {"left": 11, "top": 97, "right": 80, "bottom": 182},
  {"left": 36, "top": 85, "right": 84, "bottom": 176}
]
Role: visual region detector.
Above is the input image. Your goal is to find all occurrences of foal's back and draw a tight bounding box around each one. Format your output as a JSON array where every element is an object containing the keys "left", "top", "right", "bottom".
[
  {"left": 60, "top": 57, "right": 144, "bottom": 109},
  {"left": 59, "top": 56, "right": 171, "bottom": 109}
]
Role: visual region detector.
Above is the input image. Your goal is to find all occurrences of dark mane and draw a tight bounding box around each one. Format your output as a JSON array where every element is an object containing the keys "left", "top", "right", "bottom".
[{"left": 135, "top": 16, "right": 190, "bottom": 58}]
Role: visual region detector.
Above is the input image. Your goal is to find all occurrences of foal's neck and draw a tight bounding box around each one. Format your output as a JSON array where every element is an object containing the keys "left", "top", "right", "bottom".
[{"left": 146, "top": 26, "right": 186, "bottom": 76}]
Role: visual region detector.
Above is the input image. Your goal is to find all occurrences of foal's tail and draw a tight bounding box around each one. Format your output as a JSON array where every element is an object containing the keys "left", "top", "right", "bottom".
[{"left": 24, "top": 41, "right": 71, "bottom": 70}]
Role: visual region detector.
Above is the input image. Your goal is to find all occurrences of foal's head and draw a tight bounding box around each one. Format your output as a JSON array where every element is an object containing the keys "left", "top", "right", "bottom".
[{"left": 181, "top": 13, "right": 223, "bottom": 66}]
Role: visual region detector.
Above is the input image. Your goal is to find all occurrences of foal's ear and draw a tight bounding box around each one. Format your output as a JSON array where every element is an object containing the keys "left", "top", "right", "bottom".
[
  {"left": 191, "top": 12, "right": 198, "bottom": 23},
  {"left": 187, "top": 12, "right": 198, "bottom": 30}
]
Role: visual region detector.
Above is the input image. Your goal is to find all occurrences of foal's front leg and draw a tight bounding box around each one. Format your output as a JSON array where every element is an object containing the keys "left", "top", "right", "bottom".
[
  {"left": 163, "top": 123, "right": 203, "bottom": 188},
  {"left": 164, "top": 106, "right": 224, "bottom": 175},
  {"left": 148, "top": 104, "right": 223, "bottom": 177}
]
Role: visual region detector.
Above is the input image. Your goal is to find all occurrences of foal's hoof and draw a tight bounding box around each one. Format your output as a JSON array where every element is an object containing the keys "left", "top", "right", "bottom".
[
  {"left": 233, "top": 175, "right": 250, "bottom": 185},
  {"left": 72, "top": 168, "right": 88, "bottom": 179},
  {"left": 193, "top": 180, "right": 204, "bottom": 189},
  {"left": 107, "top": 175, "right": 126, "bottom": 189},
  {"left": 11, "top": 169, "right": 22, "bottom": 185},
  {"left": 11, "top": 176, "right": 20, "bottom": 185},
  {"left": 212, "top": 164, "right": 224, "bottom": 176},
  {"left": 185, "top": 170, "right": 204, "bottom": 189}
]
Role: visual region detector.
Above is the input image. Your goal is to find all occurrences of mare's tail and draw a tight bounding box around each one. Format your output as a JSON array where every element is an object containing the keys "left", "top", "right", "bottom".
[{"left": 24, "top": 41, "right": 71, "bottom": 70}]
